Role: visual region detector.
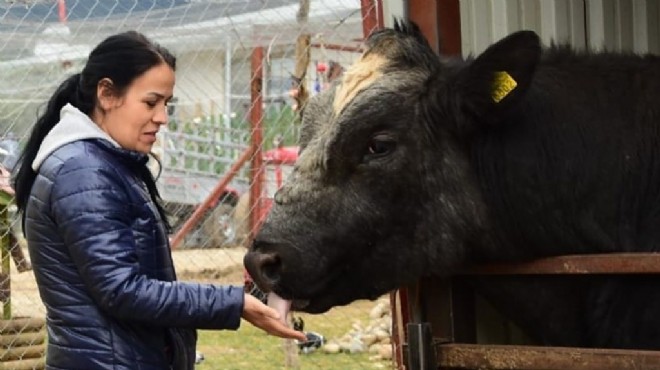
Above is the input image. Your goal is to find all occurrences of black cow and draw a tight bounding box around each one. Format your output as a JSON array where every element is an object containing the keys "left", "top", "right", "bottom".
[{"left": 244, "top": 20, "right": 660, "bottom": 349}]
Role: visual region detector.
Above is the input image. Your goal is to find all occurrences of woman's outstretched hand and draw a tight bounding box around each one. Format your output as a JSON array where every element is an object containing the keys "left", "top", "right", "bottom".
[{"left": 241, "top": 294, "right": 307, "bottom": 342}]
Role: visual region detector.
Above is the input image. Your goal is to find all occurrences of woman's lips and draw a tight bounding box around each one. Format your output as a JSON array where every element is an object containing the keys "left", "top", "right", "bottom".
[{"left": 143, "top": 132, "right": 158, "bottom": 143}]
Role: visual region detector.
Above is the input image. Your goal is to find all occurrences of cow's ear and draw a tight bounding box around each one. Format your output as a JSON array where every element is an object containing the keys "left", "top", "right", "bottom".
[{"left": 453, "top": 30, "right": 541, "bottom": 131}]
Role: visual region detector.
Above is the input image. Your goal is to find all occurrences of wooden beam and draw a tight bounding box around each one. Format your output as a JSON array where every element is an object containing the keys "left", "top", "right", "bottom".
[
  {"left": 437, "top": 343, "right": 660, "bottom": 370},
  {"left": 464, "top": 253, "right": 660, "bottom": 275}
]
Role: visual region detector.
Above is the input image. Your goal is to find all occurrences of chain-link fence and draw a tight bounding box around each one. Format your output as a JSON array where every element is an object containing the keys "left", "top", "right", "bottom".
[{"left": 0, "top": 0, "right": 393, "bottom": 368}]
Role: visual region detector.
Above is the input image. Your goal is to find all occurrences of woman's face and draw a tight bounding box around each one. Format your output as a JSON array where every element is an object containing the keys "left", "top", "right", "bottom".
[{"left": 94, "top": 62, "right": 175, "bottom": 153}]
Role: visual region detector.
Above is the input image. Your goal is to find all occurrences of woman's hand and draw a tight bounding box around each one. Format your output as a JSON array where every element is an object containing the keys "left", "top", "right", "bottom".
[{"left": 241, "top": 294, "right": 307, "bottom": 342}]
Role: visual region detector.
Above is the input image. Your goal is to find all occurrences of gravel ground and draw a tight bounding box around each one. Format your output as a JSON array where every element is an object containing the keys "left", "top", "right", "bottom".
[{"left": 7, "top": 247, "right": 247, "bottom": 318}]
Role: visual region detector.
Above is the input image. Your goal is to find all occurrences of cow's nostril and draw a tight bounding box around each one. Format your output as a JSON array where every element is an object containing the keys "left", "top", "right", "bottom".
[
  {"left": 261, "top": 253, "right": 281, "bottom": 282},
  {"left": 245, "top": 251, "right": 282, "bottom": 291}
]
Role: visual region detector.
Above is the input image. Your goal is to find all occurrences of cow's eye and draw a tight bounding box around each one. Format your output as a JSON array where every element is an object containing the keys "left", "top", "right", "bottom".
[{"left": 365, "top": 135, "right": 396, "bottom": 161}]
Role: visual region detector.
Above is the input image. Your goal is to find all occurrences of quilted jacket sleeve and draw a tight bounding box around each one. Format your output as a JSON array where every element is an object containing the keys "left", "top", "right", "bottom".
[{"left": 50, "top": 158, "right": 244, "bottom": 330}]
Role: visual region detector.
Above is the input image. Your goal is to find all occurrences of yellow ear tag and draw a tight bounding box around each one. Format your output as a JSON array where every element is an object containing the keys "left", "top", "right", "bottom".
[{"left": 492, "top": 71, "right": 517, "bottom": 103}]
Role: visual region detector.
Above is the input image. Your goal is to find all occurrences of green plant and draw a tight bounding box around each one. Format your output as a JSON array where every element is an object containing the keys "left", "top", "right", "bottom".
[{"left": 166, "top": 104, "right": 300, "bottom": 177}]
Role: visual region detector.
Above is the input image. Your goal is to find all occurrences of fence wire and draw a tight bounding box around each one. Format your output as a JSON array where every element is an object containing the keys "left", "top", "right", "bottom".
[{"left": 0, "top": 0, "right": 392, "bottom": 369}]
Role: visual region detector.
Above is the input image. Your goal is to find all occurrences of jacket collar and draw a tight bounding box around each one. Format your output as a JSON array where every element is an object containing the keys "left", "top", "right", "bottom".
[
  {"left": 93, "top": 139, "right": 149, "bottom": 166},
  {"left": 32, "top": 104, "right": 147, "bottom": 170}
]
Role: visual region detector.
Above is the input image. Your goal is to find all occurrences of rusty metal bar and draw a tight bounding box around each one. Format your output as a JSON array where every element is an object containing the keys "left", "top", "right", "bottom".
[
  {"left": 408, "top": 0, "right": 440, "bottom": 54},
  {"left": 437, "top": 0, "right": 461, "bottom": 56},
  {"left": 360, "top": 0, "right": 380, "bottom": 39},
  {"left": 170, "top": 148, "right": 252, "bottom": 250},
  {"left": 463, "top": 253, "right": 660, "bottom": 275},
  {"left": 376, "top": 0, "right": 384, "bottom": 32},
  {"left": 408, "top": 0, "right": 461, "bottom": 56},
  {"left": 248, "top": 46, "right": 265, "bottom": 241},
  {"left": 436, "top": 343, "right": 660, "bottom": 370},
  {"left": 390, "top": 290, "right": 410, "bottom": 370}
]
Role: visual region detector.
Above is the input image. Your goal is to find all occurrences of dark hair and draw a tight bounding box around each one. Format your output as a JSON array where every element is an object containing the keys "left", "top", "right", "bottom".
[{"left": 13, "top": 31, "right": 175, "bottom": 229}]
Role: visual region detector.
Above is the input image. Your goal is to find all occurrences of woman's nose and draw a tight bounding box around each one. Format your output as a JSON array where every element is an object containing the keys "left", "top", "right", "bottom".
[{"left": 154, "top": 104, "right": 168, "bottom": 125}]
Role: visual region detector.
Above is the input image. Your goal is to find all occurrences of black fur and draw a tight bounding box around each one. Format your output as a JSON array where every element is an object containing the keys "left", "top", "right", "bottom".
[{"left": 245, "top": 20, "right": 660, "bottom": 349}]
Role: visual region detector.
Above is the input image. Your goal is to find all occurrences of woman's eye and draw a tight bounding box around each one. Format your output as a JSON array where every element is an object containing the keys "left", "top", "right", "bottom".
[{"left": 146, "top": 101, "right": 157, "bottom": 108}]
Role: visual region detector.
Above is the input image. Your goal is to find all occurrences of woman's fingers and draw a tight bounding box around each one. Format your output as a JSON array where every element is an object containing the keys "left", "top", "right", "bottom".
[
  {"left": 242, "top": 294, "right": 307, "bottom": 341},
  {"left": 267, "top": 320, "right": 307, "bottom": 341}
]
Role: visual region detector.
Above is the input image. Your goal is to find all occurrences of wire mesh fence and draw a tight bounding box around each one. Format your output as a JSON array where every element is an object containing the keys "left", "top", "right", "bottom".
[{"left": 1, "top": 0, "right": 393, "bottom": 368}]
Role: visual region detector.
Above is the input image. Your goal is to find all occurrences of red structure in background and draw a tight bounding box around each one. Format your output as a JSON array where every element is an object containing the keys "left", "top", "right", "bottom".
[
  {"left": 254, "top": 145, "right": 299, "bottom": 229},
  {"left": 172, "top": 0, "right": 383, "bottom": 249},
  {"left": 248, "top": 46, "right": 265, "bottom": 241},
  {"left": 361, "top": 0, "right": 383, "bottom": 39},
  {"left": 170, "top": 148, "right": 251, "bottom": 249},
  {"left": 58, "top": 0, "right": 67, "bottom": 23},
  {"left": 243, "top": 145, "right": 298, "bottom": 302}
]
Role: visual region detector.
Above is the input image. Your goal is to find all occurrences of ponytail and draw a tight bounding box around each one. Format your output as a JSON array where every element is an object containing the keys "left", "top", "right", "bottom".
[{"left": 13, "top": 73, "right": 85, "bottom": 215}]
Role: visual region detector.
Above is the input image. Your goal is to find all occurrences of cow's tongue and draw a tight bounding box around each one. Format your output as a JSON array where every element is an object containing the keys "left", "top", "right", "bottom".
[{"left": 267, "top": 292, "right": 292, "bottom": 325}]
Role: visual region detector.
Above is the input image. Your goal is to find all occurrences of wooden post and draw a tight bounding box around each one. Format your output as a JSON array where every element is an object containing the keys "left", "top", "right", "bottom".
[
  {"left": 292, "top": 0, "right": 311, "bottom": 115},
  {"left": 249, "top": 46, "right": 265, "bottom": 242},
  {"left": 0, "top": 193, "right": 12, "bottom": 320}
]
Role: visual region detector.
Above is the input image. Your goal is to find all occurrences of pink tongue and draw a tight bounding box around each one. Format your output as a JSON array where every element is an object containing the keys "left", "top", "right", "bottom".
[{"left": 267, "top": 292, "right": 292, "bottom": 325}]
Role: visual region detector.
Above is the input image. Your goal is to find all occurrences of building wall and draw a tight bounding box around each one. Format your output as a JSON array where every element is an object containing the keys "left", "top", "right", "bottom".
[
  {"left": 171, "top": 42, "right": 363, "bottom": 126},
  {"left": 174, "top": 49, "right": 227, "bottom": 122},
  {"left": 460, "top": 0, "right": 660, "bottom": 56}
]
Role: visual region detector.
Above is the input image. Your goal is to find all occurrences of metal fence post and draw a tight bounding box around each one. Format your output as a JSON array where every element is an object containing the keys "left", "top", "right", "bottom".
[{"left": 407, "top": 322, "right": 437, "bottom": 370}]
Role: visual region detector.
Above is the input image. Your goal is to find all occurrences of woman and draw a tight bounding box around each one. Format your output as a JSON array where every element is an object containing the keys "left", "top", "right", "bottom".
[{"left": 13, "top": 31, "right": 305, "bottom": 370}]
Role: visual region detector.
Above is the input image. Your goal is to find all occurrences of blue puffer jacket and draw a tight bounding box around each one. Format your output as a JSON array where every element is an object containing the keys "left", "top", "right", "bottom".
[{"left": 25, "top": 112, "right": 244, "bottom": 369}]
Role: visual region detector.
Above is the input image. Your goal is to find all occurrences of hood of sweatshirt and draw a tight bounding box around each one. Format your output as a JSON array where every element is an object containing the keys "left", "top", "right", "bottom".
[{"left": 32, "top": 103, "right": 120, "bottom": 171}]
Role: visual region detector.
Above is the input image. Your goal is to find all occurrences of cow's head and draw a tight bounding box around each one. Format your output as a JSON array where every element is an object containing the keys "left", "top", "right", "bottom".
[{"left": 244, "top": 21, "right": 542, "bottom": 313}]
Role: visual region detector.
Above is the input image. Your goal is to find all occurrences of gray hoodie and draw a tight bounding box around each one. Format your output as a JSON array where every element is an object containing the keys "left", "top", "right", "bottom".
[{"left": 32, "top": 103, "right": 120, "bottom": 171}]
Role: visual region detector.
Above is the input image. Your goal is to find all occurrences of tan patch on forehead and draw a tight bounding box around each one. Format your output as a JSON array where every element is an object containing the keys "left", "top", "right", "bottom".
[{"left": 332, "top": 52, "right": 387, "bottom": 115}]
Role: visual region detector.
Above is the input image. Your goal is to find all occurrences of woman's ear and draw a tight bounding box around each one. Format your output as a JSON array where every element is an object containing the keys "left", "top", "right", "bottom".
[{"left": 96, "top": 78, "right": 117, "bottom": 111}]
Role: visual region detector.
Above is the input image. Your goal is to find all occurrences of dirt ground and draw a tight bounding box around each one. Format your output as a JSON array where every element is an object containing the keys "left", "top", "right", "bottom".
[{"left": 7, "top": 246, "right": 248, "bottom": 318}]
